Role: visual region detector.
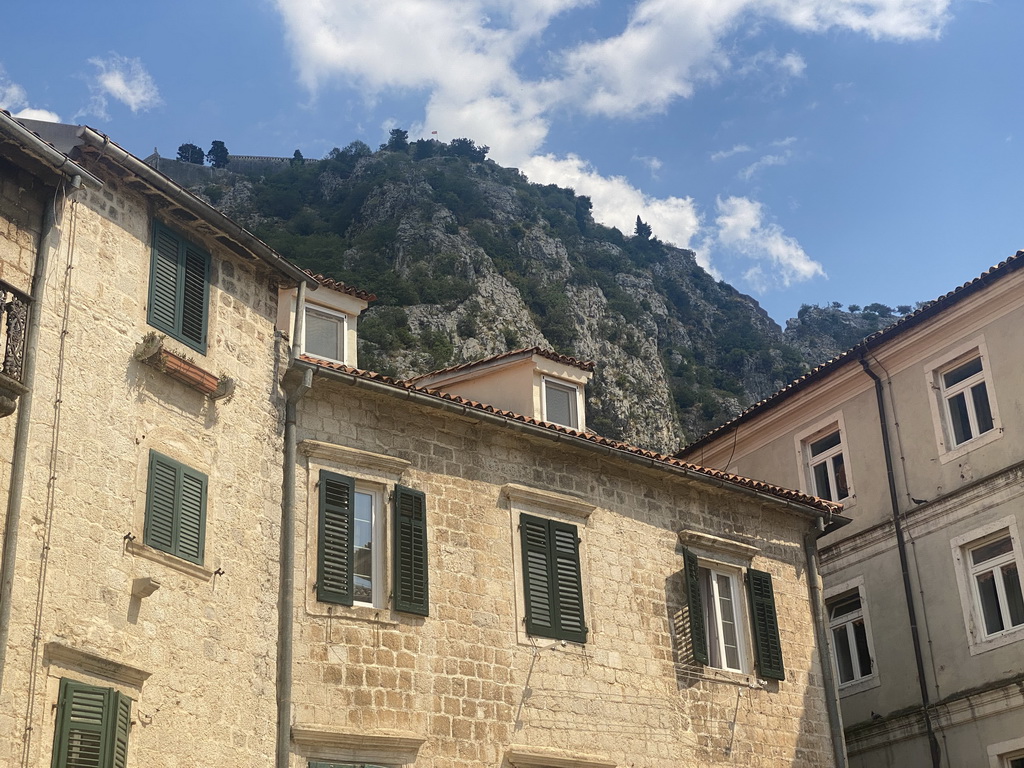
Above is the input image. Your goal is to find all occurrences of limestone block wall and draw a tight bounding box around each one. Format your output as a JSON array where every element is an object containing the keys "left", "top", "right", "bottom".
[
  {"left": 290, "top": 376, "right": 836, "bottom": 768},
  {"left": 0, "top": 172, "right": 286, "bottom": 767}
]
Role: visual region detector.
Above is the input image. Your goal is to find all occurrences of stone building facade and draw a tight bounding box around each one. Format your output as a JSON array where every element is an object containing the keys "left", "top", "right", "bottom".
[
  {"left": 678, "top": 253, "right": 1024, "bottom": 768},
  {"left": 0, "top": 114, "right": 312, "bottom": 767},
  {"left": 2, "top": 114, "right": 845, "bottom": 768}
]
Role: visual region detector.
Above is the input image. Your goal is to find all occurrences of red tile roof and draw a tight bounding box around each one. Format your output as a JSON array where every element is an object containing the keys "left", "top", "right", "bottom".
[
  {"left": 299, "top": 353, "right": 840, "bottom": 516},
  {"left": 406, "top": 346, "right": 596, "bottom": 384},
  {"left": 679, "top": 250, "right": 1024, "bottom": 458},
  {"left": 303, "top": 269, "right": 376, "bottom": 301}
]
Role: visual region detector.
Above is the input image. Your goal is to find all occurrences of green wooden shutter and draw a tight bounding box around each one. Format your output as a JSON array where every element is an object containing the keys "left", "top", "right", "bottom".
[
  {"left": 176, "top": 466, "right": 207, "bottom": 565},
  {"left": 147, "top": 222, "right": 209, "bottom": 353},
  {"left": 551, "top": 519, "right": 587, "bottom": 643},
  {"left": 521, "top": 513, "right": 555, "bottom": 637},
  {"left": 148, "top": 225, "right": 181, "bottom": 337},
  {"left": 684, "top": 549, "right": 709, "bottom": 665},
  {"left": 109, "top": 693, "right": 131, "bottom": 768},
  {"left": 180, "top": 242, "right": 209, "bottom": 350},
  {"left": 747, "top": 568, "right": 786, "bottom": 680},
  {"left": 520, "top": 514, "right": 587, "bottom": 643},
  {"left": 145, "top": 451, "right": 179, "bottom": 554},
  {"left": 144, "top": 451, "right": 207, "bottom": 565},
  {"left": 393, "top": 486, "right": 429, "bottom": 616},
  {"left": 51, "top": 679, "right": 131, "bottom": 768},
  {"left": 317, "top": 471, "right": 354, "bottom": 605}
]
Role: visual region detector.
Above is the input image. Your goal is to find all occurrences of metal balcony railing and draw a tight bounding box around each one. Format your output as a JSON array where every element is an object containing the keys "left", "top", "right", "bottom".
[{"left": 0, "top": 281, "right": 30, "bottom": 415}]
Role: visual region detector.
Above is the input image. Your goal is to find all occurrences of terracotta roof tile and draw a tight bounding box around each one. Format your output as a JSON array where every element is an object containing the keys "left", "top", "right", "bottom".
[
  {"left": 303, "top": 269, "right": 376, "bottom": 301},
  {"left": 299, "top": 353, "right": 839, "bottom": 515},
  {"left": 406, "top": 346, "right": 595, "bottom": 383},
  {"left": 679, "top": 250, "right": 1024, "bottom": 457}
]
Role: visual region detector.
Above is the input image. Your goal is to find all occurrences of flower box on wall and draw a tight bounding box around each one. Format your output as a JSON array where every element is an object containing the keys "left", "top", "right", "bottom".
[{"left": 134, "top": 333, "right": 234, "bottom": 400}]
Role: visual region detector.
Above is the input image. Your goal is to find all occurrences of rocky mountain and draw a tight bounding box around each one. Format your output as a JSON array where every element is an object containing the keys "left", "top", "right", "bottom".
[{"left": 167, "top": 141, "right": 880, "bottom": 453}]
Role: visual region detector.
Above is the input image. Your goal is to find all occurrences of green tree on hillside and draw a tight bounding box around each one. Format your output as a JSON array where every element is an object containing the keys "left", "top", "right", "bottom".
[
  {"left": 384, "top": 128, "right": 409, "bottom": 153},
  {"left": 206, "top": 140, "right": 230, "bottom": 168},
  {"left": 177, "top": 143, "right": 205, "bottom": 164}
]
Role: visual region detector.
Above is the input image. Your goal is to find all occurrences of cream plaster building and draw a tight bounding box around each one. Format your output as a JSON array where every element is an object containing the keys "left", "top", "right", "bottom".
[
  {"left": 678, "top": 254, "right": 1024, "bottom": 768},
  {"left": 2, "top": 113, "right": 848, "bottom": 768}
]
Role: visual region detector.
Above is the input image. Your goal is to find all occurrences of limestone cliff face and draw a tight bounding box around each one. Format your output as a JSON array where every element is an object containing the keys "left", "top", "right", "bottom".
[{"left": 181, "top": 151, "right": 815, "bottom": 453}]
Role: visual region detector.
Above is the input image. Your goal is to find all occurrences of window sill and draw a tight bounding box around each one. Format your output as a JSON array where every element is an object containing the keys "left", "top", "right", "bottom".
[
  {"left": 837, "top": 674, "right": 881, "bottom": 697},
  {"left": 967, "top": 624, "right": 1024, "bottom": 656},
  {"left": 127, "top": 540, "right": 215, "bottom": 582},
  {"left": 938, "top": 427, "right": 1003, "bottom": 465},
  {"left": 306, "top": 602, "right": 404, "bottom": 626}
]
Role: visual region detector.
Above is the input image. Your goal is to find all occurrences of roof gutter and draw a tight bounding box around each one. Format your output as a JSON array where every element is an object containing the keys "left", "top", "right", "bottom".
[
  {"left": 74, "top": 126, "right": 318, "bottom": 288},
  {"left": 295, "top": 360, "right": 837, "bottom": 524},
  {"left": 0, "top": 112, "right": 102, "bottom": 189}
]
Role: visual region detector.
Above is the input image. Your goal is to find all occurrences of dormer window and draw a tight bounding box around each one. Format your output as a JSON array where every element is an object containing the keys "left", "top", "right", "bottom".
[
  {"left": 303, "top": 304, "right": 347, "bottom": 364},
  {"left": 543, "top": 377, "right": 580, "bottom": 429}
]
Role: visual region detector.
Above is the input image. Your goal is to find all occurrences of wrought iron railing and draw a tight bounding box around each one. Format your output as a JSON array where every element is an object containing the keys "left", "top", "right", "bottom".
[{"left": 1, "top": 280, "right": 30, "bottom": 385}]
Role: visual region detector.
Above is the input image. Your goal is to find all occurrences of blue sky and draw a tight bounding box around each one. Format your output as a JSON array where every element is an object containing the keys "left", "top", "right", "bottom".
[{"left": 3, "top": 1, "right": 1021, "bottom": 324}]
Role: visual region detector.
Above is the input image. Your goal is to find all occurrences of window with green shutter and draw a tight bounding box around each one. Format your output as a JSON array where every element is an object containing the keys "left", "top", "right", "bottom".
[
  {"left": 519, "top": 513, "right": 587, "bottom": 643},
  {"left": 393, "top": 485, "right": 429, "bottom": 616},
  {"left": 148, "top": 221, "right": 210, "bottom": 353},
  {"left": 144, "top": 450, "right": 207, "bottom": 565},
  {"left": 51, "top": 678, "right": 132, "bottom": 768},
  {"left": 316, "top": 474, "right": 430, "bottom": 616},
  {"left": 683, "top": 550, "right": 785, "bottom": 680},
  {"left": 317, "top": 470, "right": 355, "bottom": 606},
  {"left": 747, "top": 568, "right": 785, "bottom": 680}
]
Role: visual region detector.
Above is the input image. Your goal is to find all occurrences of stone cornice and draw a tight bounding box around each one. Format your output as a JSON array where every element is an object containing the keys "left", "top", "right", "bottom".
[
  {"left": 299, "top": 440, "right": 411, "bottom": 476},
  {"left": 502, "top": 483, "right": 596, "bottom": 519}
]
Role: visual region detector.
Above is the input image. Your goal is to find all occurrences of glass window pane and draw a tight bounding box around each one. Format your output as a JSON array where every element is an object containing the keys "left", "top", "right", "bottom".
[
  {"left": 832, "top": 453, "right": 849, "bottom": 500},
  {"left": 828, "top": 594, "right": 861, "bottom": 620},
  {"left": 976, "top": 570, "right": 1004, "bottom": 635},
  {"left": 832, "top": 626, "right": 854, "bottom": 683},
  {"left": 971, "top": 536, "right": 1012, "bottom": 565},
  {"left": 716, "top": 574, "right": 741, "bottom": 670},
  {"left": 853, "top": 619, "right": 872, "bottom": 677},
  {"left": 812, "top": 461, "right": 832, "bottom": 500},
  {"left": 809, "top": 431, "right": 841, "bottom": 456},
  {"left": 972, "top": 382, "right": 994, "bottom": 434},
  {"left": 1009, "top": 756, "right": 1024, "bottom": 768},
  {"left": 1002, "top": 562, "right": 1024, "bottom": 628},
  {"left": 305, "top": 308, "right": 343, "bottom": 361},
  {"left": 545, "top": 382, "right": 575, "bottom": 427},
  {"left": 943, "top": 357, "right": 983, "bottom": 387},
  {"left": 353, "top": 492, "right": 374, "bottom": 603},
  {"left": 947, "top": 392, "right": 972, "bottom": 444}
]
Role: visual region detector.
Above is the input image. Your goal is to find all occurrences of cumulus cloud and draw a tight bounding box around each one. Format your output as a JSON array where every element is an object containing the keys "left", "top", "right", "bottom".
[
  {"left": 82, "top": 54, "right": 161, "bottom": 119},
  {"left": 272, "top": 0, "right": 947, "bottom": 282},
  {"left": 713, "top": 196, "right": 824, "bottom": 289},
  {"left": 522, "top": 153, "right": 701, "bottom": 252},
  {"left": 0, "top": 66, "right": 61, "bottom": 122}
]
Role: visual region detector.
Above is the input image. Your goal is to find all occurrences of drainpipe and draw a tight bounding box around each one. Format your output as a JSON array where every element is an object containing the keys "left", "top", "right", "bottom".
[
  {"left": 804, "top": 520, "right": 848, "bottom": 768},
  {"left": 0, "top": 193, "right": 59, "bottom": 693},
  {"left": 859, "top": 355, "right": 941, "bottom": 768},
  {"left": 276, "top": 281, "right": 310, "bottom": 768}
]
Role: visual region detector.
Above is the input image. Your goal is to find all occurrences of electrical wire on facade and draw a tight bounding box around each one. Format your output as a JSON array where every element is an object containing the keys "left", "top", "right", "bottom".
[{"left": 20, "top": 193, "right": 76, "bottom": 768}]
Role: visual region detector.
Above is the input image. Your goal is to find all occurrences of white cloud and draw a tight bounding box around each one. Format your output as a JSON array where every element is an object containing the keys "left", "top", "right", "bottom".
[
  {"left": 82, "top": 54, "right": 161, "bottom": 118},
  {"left": 740, "top": 152, "right": 790, "bottom": 179},
  {"left": 0, "top": 66, "right": 61, "bottom": 122},
  {"left": 272, "top": 0, "right": 947, "bottom": 283},
  {"left": 713, "top": 196, "right": 824, "bottom": 288},
  {"left": 711, "top": 144, "right": 752, "bottom": 161},
  {"left": 522, "top": 153, "right": 701, "bottom": 253}
]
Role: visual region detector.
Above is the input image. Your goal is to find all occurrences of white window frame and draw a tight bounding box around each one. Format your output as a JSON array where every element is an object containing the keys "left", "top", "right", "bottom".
[
  {"left": 697, "top": 563, "right": 749, "bottom": 674},
  {"left": 987, "top": 737, "right": 1024, "bottom": 768},
  {"left": 352, "top": 484, "right": 386, "bottom": 609},
  {"left": 302, "top": 303, "right": 348, "bottom": 364},
  {"left": 541, "top": 376, "right": 581, "bottom": 430},
  {"left": 951, "top": 516, "right": 1024, "bottom": 655},
  {"left": 795, "top": 413, "right": 854, "bottom": 505},
  {"left": 823, "top": 576, "right": 880, "bottom": 695},
  {"left": 925, "top": 338, "right": 1002, "bottom": 464}
]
